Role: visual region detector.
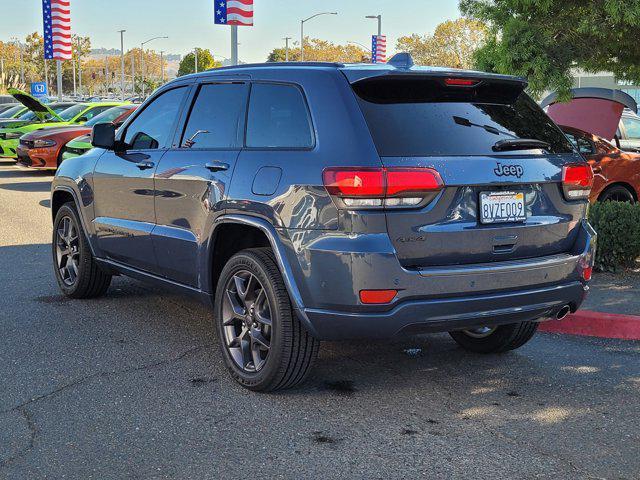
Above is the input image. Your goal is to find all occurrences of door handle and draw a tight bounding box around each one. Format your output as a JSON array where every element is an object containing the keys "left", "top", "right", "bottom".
[
  {"left": 205, "top": 162, "right": 229, "bottom": 172},
  {"left": 135, "top": 161, "right": 155, "bottom": 170}
]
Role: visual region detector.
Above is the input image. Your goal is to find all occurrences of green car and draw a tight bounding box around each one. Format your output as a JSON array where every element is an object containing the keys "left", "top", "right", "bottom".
[
  {"left": 0, "top": 88, "right": 128, "bottom": 158},
  {"left": 61, "top": 134, "right": 92, "bottom": 162}
]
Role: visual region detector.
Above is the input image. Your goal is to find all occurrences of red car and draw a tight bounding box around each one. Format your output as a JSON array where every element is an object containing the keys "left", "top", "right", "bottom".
[
  {"left": 16, "top": 105, "right": 136, "bottom": 170},
  {"left": 561, "top": 125, "right": 640, "bottom": 203}
]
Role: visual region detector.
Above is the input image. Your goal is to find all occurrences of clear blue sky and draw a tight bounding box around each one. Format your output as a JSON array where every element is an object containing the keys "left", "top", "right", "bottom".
[{"left": 3, "top": 0, "right": 461, "bottom": 63}]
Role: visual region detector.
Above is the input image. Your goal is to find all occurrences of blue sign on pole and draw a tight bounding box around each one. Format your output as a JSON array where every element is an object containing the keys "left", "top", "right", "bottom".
[{"left": 30, "top": 82, "right": 48, "bottom": 99}]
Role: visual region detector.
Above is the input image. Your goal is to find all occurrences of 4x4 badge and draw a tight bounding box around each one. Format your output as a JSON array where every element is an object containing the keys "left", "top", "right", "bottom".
[{"left": 494, "top": 163, "right": 524, "bottom": 178}]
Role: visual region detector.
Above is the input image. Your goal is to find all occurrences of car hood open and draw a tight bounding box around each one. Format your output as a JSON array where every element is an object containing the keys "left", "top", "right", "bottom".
[
  {"left": 7, "top": 88, "right": 64, "bottom": 122},
  {"left": 541, "top": 88, "right": 638, "bottom": 141}
]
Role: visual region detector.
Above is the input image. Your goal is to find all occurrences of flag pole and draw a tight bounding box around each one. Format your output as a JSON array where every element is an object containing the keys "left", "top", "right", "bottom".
[
  {"left": 56, "top": 59, "right": 63, "bottom": 100},
  {"left": 231, "top": 25, "right": 238, "bottom": 66}
]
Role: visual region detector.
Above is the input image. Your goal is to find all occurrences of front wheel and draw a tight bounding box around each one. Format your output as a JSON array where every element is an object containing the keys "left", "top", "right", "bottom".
[
  {"left": 52, "top": 202, "right": 112, "bottom": 298},
  {"left": 449, "top": 322, "right": 539, "bottom": 354},
  {"left": 214, "top": 248, "right": 319, "bottom": 391}
]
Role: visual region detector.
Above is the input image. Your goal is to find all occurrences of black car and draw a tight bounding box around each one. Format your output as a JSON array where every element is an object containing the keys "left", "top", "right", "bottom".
[{"left": 51, "top": 54, "right": 596, "bottom": 391}]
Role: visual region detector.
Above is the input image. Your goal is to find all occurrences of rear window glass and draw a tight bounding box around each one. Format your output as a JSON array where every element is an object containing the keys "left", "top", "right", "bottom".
[
  {"left": 353, "top": 77, "right": 574, "bottom": 156},
  {"left": 246, "top": 83, "right": 313, "bottom": 148}
]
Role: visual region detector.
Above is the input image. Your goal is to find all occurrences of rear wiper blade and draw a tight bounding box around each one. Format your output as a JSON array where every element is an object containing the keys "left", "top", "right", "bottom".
[{"left": 492, "top": 138, "right": 551, "bottom": 152}]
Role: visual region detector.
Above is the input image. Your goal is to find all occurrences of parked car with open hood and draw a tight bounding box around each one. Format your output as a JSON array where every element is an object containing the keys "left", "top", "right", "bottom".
[
  {"left": 17, "top": 104, "right": 136, "bottom": 169},
  {"left": 542, "top": 88, "right": 640, "bottom": 153},
  {"left": 0, "top": 88, "right": 126, "bottom": 158}
]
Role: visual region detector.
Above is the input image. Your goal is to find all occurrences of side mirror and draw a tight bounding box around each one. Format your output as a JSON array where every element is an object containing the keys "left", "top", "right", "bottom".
[
  {"left": 92, "top": 123, "right": 116, "bottom": 150},
  {"left": 77, "top": 116, "right": 89, "bottom": 123}
]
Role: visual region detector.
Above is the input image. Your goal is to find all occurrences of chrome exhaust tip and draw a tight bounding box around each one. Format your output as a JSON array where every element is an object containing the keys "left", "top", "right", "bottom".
[{"left": 556, "top": 305, "right": 571, "bottom": 320}]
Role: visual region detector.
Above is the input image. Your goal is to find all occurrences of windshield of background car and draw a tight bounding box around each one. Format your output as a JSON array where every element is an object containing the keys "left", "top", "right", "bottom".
[
  {"left": 85, "top": 106, "right": 130, "bottom": 127},
  {"left": 58, "top": 104, "right": 88, "bottom": 122},
  {"left": 353, "top": 76, "right": 574, "bottom": 156}
]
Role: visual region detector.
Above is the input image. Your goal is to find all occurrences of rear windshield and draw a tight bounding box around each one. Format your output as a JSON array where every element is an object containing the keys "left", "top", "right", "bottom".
[{"left": 353, "top": 77, "right": 574, "bottom": 156}]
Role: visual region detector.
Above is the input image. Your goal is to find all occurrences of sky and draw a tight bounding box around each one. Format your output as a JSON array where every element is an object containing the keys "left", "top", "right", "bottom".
[{"left": 0, "top": 0, "right": 461, "bottom": 63}]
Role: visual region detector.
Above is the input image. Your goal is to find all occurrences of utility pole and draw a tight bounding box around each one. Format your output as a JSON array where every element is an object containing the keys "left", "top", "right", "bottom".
[
  {"left": 194, "top": 48, "right": 198, "bottom": 73},
  {"left": 160, "top": 50, "right": 165, "bottom": 82},
  {"left": 72, "top": 56, "right": 76, "bottom": 96},
  {"left": 283, "top": 37, "right": 291, "bottom": 62},
  {"left": 131, "top": 54, "right": 135, "bottom": 96},
  {"left": 118, "top": 30, "right": 126, "bottom": 100}
]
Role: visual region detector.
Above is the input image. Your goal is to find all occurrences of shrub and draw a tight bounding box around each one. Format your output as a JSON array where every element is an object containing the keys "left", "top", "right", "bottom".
[{"left": 588, "top": 201, "right": 640, "bottom": 272}]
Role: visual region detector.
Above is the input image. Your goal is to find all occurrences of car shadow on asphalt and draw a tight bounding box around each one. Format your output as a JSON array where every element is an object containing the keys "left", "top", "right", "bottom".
[{"left": 0, "top": 181, "right": 52, "bottom": 193}]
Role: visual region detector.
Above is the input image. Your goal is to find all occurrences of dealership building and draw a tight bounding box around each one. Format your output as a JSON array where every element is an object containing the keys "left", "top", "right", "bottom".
[{"left": 573, "top": 70, "right": 640, "bottom": 105}]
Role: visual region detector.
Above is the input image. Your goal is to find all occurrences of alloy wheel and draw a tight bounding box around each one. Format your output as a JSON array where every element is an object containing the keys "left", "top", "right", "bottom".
[
  {"left": 55, "top": 216, "right": 80, "bottom": 286},
  {"left": 221, "top": 270, "right": 273, "bottom": 373}
]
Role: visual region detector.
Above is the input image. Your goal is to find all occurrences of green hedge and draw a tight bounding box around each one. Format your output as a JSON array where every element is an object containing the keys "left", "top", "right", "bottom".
[{"left": 588, "top": 201, "right": 640, "bottom": 272}]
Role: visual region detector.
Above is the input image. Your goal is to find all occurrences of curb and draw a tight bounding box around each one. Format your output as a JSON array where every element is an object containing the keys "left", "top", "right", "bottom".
[{"left": 539, "top": 310, "right": 640, "bottom": 340}]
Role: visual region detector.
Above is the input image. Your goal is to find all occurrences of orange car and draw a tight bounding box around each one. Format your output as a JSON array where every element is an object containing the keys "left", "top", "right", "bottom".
[
  {"left": 561, "top": 125, "right": 640, "bottom": 203},
  {"left": 16, "top": 105, "right": 136, "bottom": 170}
]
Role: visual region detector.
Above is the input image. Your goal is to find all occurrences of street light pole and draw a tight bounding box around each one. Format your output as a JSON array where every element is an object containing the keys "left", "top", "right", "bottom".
[
  {"left": 160, "top": 50, "right": 164, "bottom": 82},
  {"left": 283, "top": 37, "right": 291, "bottom": 62},
  {"left": 300, "top": 12, "right": 338, "bottom": 62},
  {"left": 77, "top": 37, "right": 82, "bottom": 96},
  {"left": 194, "top": 48, "right": 198, "bottom": 74},
  {"left": 118, "top": 30, "right": 126, "bottom": 100},
  {"left": 366, "top": 14, "right": 382, "bottom": 37},
  {"left": 141, "top": 36, "right": 168, "bottom": 98}
]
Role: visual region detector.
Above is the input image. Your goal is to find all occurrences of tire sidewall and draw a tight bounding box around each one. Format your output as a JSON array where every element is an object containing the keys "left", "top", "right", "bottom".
[
  {"left": 214, "top": 251, "right": 289, "bottom": 390},
  {"left": 52, "top": 203, "right": 89, "bottom": 297}
]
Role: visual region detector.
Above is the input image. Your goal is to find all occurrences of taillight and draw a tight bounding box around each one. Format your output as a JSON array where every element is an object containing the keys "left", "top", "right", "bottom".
[
  {"left": 323, "top": 167, "right": 443, "bottom": 209},
  {"left": 562, "top": 164, "right": 593, "bottom": 201}
]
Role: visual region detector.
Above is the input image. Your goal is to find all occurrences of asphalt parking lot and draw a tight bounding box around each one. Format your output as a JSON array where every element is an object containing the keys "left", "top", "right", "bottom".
[{"left": 1, "top": 159, "right": 639, "bottom": 480}]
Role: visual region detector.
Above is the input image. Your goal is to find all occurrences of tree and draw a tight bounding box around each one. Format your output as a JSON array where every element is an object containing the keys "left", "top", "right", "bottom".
[
  {"left": 178, "top": 48, "right": 221, "bottom": 76},
  {"left": 267, "top": 38, "right": 369, "bottom": 63},
  {"left": 396, "top": 18, "right": 488, "bottom": 69},
  {"left": 460, "top": 0, "right": 640, "bottom": 99}
]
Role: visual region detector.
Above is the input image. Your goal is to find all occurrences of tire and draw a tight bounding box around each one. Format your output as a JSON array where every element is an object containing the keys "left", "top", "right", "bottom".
[
  {"left": 599, "top": 185, "right": 635, "bottom": 203},
  {"left": 52, "top": 202, "right": 112, "bottom": 298},
  {"left": 449, "top": 322, "right": 539, "bottom": 354},
  {"left": 214, "top": 248, "right": 319, "bottom": 391}
]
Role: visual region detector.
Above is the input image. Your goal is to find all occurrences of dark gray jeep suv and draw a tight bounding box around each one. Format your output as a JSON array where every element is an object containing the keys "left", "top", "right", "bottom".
[{"left": 51, "top": 54, "right": 596, "bottom": 391}]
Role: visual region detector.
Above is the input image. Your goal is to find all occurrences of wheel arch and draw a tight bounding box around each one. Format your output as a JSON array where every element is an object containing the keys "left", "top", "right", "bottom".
[
  {"left": 208, "top": 215, "right": 317, "bottom": 336},
  {"left": 598, "top": 182, "right": 638, "bottom": 202}
]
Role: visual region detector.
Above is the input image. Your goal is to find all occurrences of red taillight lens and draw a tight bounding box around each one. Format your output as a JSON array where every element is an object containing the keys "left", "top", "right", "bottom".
[
  {"left": 359, "top": 289, "right": 398, "bottom": 304},
  {"left": 323, "top": 167, "right": 443, "bottom": 209},
  {"left": 444, "top": 78, "right": 480, "bottom": 87},
  {"left": 386, "top": 168, "right": 443, "bottom": 196},
  {"left": 322, "top": 168, "right": 384, "bottom": 197},
  {"left": 562, "top": 164, "right": 593, "bottom": 201},
  {"left": 582, "top": 266, "right": 593, "bottom": 282}
]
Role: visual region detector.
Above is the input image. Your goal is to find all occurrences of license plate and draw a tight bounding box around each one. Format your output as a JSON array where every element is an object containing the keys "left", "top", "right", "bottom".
[{"left": 479, "top": 191, "right": 526, "bottom": 224}]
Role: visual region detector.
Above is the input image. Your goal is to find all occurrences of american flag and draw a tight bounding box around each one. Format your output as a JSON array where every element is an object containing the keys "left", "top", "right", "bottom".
[
  {"left": 371, "top": 35, "right": 387, "bottom": 63},
  {"left": 215, "top": 0, "right": 254, "bottom": 26},
  {"left": 43, "top": 0, "right": 72, "bottom": 60}
]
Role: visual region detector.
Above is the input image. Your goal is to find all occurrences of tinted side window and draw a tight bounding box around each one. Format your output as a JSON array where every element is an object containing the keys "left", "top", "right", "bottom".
[
  {"left": 124, "top": 87, "right": 187, "bottom": 150},
  {"left": 181, "top": 83, "right": 247, "bottom": 149},
  {"left": 82, "top": 105, "right": 113, "bottom": 121},
  {"left": 565, "top": 132, "right": 595, "bottom": 155},
  {"left": 246, "top": 83, "right": 313, "bottom": 148}
]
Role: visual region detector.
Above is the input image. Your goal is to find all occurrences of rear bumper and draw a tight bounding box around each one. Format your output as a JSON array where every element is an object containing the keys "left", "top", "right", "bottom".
[
  {"left": 290, "top": 220, "right": 596, "bottom": 340},
  {"left": 303, "top": 281, "right": 587, "bottom": 340}
]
